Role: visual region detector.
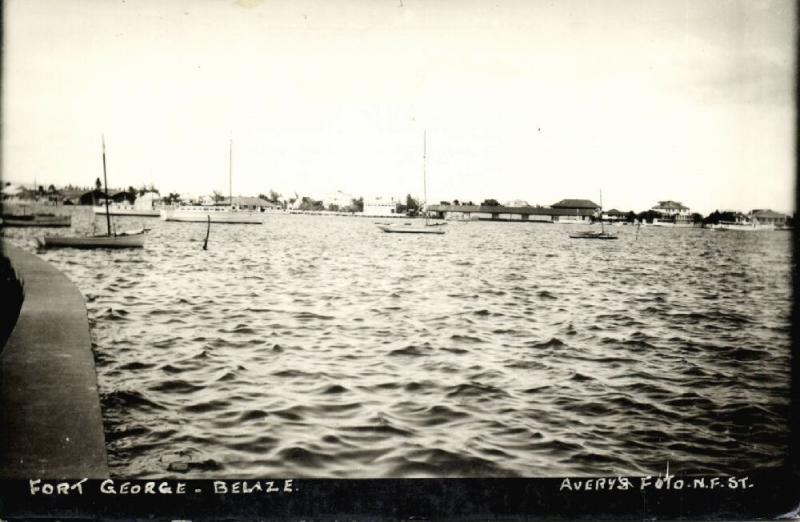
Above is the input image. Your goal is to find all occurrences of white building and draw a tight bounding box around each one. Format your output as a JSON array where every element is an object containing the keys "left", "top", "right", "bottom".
[
  {"left": 321, "top": 190, "right": 356, "bottom": 209},
  {"left": 134, "top": 192, "right": 161, "bottom": 210},
  {"left": 651, "top": 200, "right": 692, "bottom": 225},
  {"left": 651, "top": 200, "right": 690, "bottom": 217},
  {"left": 363, "top": 196, "right": 400, "bottom": 216}
]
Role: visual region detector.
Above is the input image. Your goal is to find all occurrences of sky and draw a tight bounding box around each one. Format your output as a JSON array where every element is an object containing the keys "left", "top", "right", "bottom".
[{"left": 2, "top": 0, "right": 796, "bottom": 214}]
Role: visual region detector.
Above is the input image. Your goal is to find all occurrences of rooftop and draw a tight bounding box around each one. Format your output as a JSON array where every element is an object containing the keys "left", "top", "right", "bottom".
[
  {"left": 427, "top": 204, "right": 596, "bottom": 216},
  {"left": 750, "top": 209, "right": 787, "bottom": 219},
  {"left": 551, "top": 199, "right": 600, "bottom": 209},
  {"left": 654, "top": 200, "right": 689, "bottom": 210}
]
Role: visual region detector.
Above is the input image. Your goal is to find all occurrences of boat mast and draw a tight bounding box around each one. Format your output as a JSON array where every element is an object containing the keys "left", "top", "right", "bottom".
[
  {"left": 102, "top": 135, "right": 112, "bottom": 236},
  {"left": 423, "top": 130, "right": 427, "bottom": 225},
  {"left": 599, "top": 189, "right": 605, "bottom": 233},
  {"left": 229, "top": 138, "right": 233, "bottom": 209}
]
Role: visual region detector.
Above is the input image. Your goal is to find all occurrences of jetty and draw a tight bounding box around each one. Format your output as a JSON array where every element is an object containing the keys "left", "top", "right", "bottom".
[{"left": 0, "top": 242, "right": 108, "bottom": 478}]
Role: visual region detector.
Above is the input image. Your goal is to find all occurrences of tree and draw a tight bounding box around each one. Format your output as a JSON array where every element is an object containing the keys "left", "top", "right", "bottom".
[
  {"left": 350, "top": 197, "right": 364, "bottom": 213},
  {"left": 690, "top": 212, "right": 704, "bottom": 224},
  {"left": 298, "top": 196, "right": 325, "bottom": 211},
  {"left": 453, "top": 199, "right": 460, "bottom": 205},
  {"left": 481, "top": 198, "right": 500, "bottom": 207},
  {"left": 636, "top": 210, "right": 659, "bottom": 224},
  {"left": 703, "top": 210, "right": 737, "bottom": 225},
  {"left": 405, "top": 194, "right": 419, "bottom": 216},
  {"left": 268, "top": 190, "right": 281, "bottom": 204},
  {"left": 95, "top": 178, "right": 102, "bottom": 190},
  {"left": 327, "top": 203, "right": 340, "bottom": 212},
  {"left": 37, "top": 185, "right": 45, "bottom": 195},
  {"left": 47, "top": 184, "right": 56, "bottom": 194},
  {"left": 212, "top": 190, "right": 224, "bottom": 204}
]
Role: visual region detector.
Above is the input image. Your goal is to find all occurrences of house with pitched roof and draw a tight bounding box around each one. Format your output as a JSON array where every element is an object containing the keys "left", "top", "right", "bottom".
[
  {"left": 651, "top": 200, "right": 692, "bottom": 225},
  {"left": 749, "top": 209, "right": 788, "bottom": 227},
  {"left": 550, "top": 198, "right": 600, "bottom": 223}
]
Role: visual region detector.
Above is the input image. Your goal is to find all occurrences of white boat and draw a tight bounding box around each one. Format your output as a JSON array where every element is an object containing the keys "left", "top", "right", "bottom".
[
  {"left": 93, "top": 205, "right": 160, "bottom": 217},
  {"left": 160, "top": 205, "right": 264, "bottom": 224},
  {"left": 161, "top": 140, "right": 264, "bottom": 225},
  {"left": 379, "top": 131, "right": 446, "bottom": 235},
  {"left": 41, "top": 136, "right": 147, "bottom": 249},
  {"left": 377, "top": 223, "right": 445, "bottom": 234},
  {"left": 651, "top": 218, "right": 695, "bottom": 228},
  {"left": 92, "top": 205, "right": 160, "bottom": 217},
  {"left": 712, "top": 221, "right": 775, "bottom": 232}
]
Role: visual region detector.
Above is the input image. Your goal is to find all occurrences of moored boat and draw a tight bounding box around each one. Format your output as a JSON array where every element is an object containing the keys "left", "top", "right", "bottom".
[
  {"left": 378, "top": 130, "right": 446, "bottom": 235},
  {"left": 1, "top": 214, "right": 71, "bottom": 227},
  {"left": 162, "top": 139, "right": 264, "bottom": 225},
  {"left": 711, "top": 222, "right": 775, "bottom": 231},
  {"left": 569, "top": 230, "right": 618, "bottom": 240},
  {"left": 377, "top": 223, "right": 446, "bottom": 234},
  {"left": 40, "top": 136, "right": 147, "bottom": 249},
  {"left": 569, "top": 190, "right": 618, "bottom": 240},
  {"left": 92, "top": 205, "right": 160, "bottom": 217},
  {"left": 40, "top": 231, "right": 145, "bottom": 249},
  {"left": 160, "top": 206, "right": 264, "bottom": 224}
]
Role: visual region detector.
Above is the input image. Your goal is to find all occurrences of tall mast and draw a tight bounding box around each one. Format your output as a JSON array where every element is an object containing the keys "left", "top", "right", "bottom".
[
  {"left": 423, "top": 130, "right": 427, "bottom": 224},
  {"left": 599, "top": 189, "right": 605, "bottom": 233},
  {"left": 102, "top": 135, "right": 112, "bottom": 236},
  {"left": 229, "top": 138, "right": 233, "bottom": 209}
]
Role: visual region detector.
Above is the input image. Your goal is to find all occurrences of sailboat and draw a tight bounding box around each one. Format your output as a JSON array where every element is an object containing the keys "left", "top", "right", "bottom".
[
  {"left": 160, "top": 139, "right": 264, "bottom": 224},
  {"left": 41, "top": 137, "right": 147, "bottom": 249},
  {"left": 377, "top": 131, "right": 446, "bottom": 235},
  {"left": 569, "top": 190, "right": 618, "bottom": 240}
]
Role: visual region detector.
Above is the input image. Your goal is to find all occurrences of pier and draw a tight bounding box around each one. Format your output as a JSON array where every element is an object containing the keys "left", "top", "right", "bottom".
[{"left": 0, "top": 242, "right": 108, "bottom": 478}]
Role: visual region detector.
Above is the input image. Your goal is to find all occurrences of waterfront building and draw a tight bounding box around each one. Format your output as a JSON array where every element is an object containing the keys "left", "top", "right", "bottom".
[
  {"left": 1, "top": 184, "right": 25, "bottom": 201},
  {"left": 651, "top": 200, "right": 692, "bottom": 225},
  {"left": 427, "top": 201, "right": 597, "bottom": 223},
  {"left": 222, "top": 196, "right": 278, "bottom": 211},
  {"left": 549, "top": 199, "right": 600, "bottom": 223},
  {"left": 322, "top": 190, "right": 356, "bottom": 210},
  {"left": 363, "top": 196, "right": 400, "bottom": 216},
  {"left": 602, "top": 209, "right": 626, "bottom": 222},
  {"left": 749, "top": 209, "right": 788, "bottom": 227},
  {"left": 61, "top": 188, "right": 108, "bottom": 205}
]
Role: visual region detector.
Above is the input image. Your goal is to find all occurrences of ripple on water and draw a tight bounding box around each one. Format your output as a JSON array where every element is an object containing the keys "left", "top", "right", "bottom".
[{"left": 5, "top": 210, "right": 791, "bottom": 477}]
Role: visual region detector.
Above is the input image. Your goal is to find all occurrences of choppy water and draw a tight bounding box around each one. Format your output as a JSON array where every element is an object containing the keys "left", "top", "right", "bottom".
[{"left": 2, "top": 206, "right": 793, "bottom": 478}]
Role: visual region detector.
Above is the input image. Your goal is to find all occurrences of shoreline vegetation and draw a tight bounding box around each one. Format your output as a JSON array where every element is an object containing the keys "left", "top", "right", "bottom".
[{"left": 1, "top": 182, "right": 795, "bottom": 226}]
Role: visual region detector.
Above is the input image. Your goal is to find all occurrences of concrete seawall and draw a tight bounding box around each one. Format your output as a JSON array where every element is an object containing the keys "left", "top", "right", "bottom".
[{"left": 0, "top": 242, "right": 109, "bottom": 478}]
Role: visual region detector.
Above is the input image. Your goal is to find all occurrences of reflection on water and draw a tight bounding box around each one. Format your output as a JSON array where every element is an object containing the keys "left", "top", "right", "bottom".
[{"left": 2, "top": 207, "right": 792, "bottom": 477}]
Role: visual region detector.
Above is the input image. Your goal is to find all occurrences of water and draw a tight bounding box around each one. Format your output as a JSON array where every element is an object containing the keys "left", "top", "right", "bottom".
[{"left": 2, "top": 206, "right": 792, "bottom": 477}]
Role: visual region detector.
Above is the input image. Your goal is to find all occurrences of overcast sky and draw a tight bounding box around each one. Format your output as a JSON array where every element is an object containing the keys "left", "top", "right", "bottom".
[{"left": 3, "top": 0, "right": 795, "bottom": 214}]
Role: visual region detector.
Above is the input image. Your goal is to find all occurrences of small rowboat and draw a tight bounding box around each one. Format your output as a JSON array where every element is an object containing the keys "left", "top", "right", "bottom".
[
  {"left": 569, "top": 230, "right": 618, "bottom": 240},
  {"left": 40, "top": 231, "right": 146, "bottom": 249},
  {"left": 1, "top": 214, "right": 71, "bottom": 227},
  {"left": 377, "top": 224, "right": 446, "bottom": 234}
]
